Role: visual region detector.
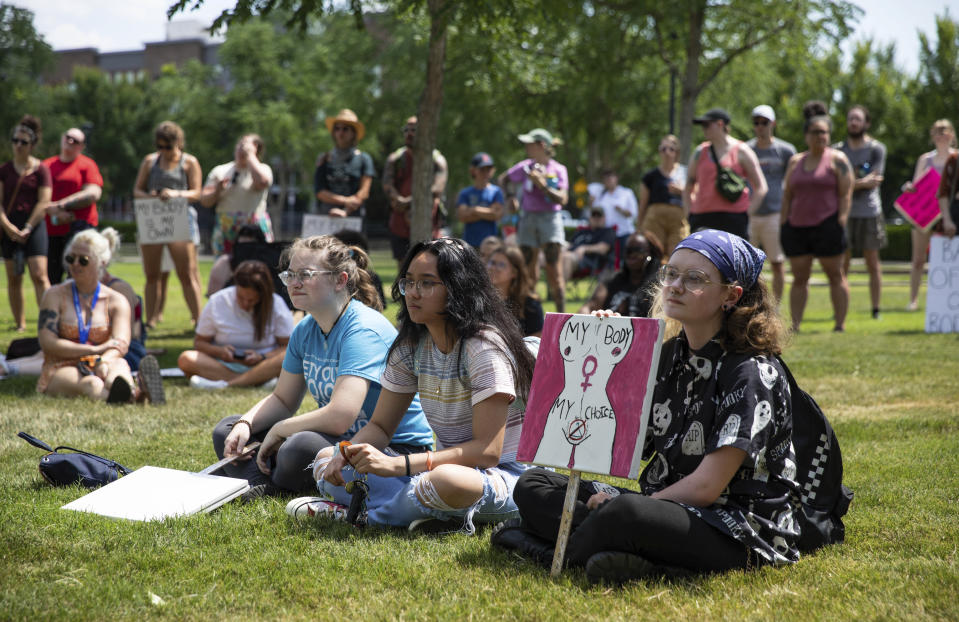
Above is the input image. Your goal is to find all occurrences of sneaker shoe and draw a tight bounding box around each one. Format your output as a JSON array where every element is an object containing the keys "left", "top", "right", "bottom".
[
  {"left": 137, "top": 354, "right": 165, "bottom": 405},
  {"left": 585, "top": 551, "right": 658, "bottom": 584},
  {"left": 239, "top": 482, "right": 280, "bottom": 504},
  {"left": 106, "top": 376, "right": 133, "bottom": 404},
  {"left": 190, "top": 375, "right": 229, "bottom": 390},
  {"left": 872, "top": 308, "right": 881, "bottom": 319},
  {"left": 260, "top": 377, "right": 278, "bottom": 390},
  {"left": 906, "top": 301, "right": 919, "bottom": 312},
  {"left": 0, "top": 354, "right": 13, "bottom": 379},
  {"left": 490, "top": 518, "right": 555, "bottom": 567},
  {"left": 285, "top": 497, "right": 349, "bottom": 523}
]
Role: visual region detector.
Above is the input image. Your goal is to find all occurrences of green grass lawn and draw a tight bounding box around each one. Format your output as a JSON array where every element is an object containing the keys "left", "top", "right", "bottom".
[{"left": 1, "top": 249, "right": 957, "bottom": 620}]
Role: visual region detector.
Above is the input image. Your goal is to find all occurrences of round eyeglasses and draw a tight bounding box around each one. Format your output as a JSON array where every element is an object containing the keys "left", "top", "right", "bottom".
[
  {"left": 397, "top": 278, "right": 442, "bottom": 297},
  {"left": 658, "top": 265, "right": 723, "bottom": 292},
  {"left": 278, "top": 269, "right": 333, "bottom": 286}
]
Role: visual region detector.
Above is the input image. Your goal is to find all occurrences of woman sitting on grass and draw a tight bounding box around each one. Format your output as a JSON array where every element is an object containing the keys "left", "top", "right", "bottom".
[
  {"left": 577, "top": 232, "right": 662, "bottom": 317},
  {"left": 493, "top": 229, "right": 801, "bottom": 583},
  {"left": 179, "top": 260, "right": 294, "bottom": 390},
  {"left": 292, "top": 237, "right": 536, "bottom": 533},
  {"left": 486, "top": 244, "right": 543, "bottom": 337},
  {"left": 212, "top": 236, "right": 433, "bottom": 496},
  {"left": 36, "top": 227, "right": 162, "bottom": 404}
]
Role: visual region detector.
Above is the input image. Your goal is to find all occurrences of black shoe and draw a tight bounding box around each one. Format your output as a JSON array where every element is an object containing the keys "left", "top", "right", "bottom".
[
  {"left": 106, "top": 377, "right": 133, "bottom": 404},
  {"left": 585, "top": 551, "right": 692, "bottom": 584},
  {"left": 137, "top": 355, "right": 165, "bottom": 405},
  {"left": 490, "top": 518, "right": 555, "bottom": 567},
  {"left": 239, "top": 482, "right": 280, "bottom": 503}
]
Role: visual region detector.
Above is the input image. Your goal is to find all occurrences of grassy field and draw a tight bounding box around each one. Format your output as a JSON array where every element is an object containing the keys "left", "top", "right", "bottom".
[{"left": 1, "top": 248, "right": 957, "bottom": 621}]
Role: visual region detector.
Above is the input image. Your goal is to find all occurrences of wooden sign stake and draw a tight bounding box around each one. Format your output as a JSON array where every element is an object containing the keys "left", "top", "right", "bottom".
[{"left": 550, "top": 469, "right": 581, "bottom": 578}]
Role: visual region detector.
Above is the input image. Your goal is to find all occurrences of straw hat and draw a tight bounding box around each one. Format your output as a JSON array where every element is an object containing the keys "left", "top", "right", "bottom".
[{"left": 325, "top": 109, "right": 365, "bottom": 141}]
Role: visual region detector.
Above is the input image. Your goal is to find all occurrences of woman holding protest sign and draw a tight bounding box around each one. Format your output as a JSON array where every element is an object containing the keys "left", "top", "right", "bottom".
[
  {"left": 494, "top": 229, "right": 802, "bottom": 584},
  {"left": 292, "top": 237, "right": 536, "bottom": 532},
  {"left": 211, "top": 236, "right": 433, "bottom": 497},
  {"left": 133, "top": 120, "right": 204, "bottom": 328},
  {"left": 902, "top": 119, "right": 957, "bottom": 310}
]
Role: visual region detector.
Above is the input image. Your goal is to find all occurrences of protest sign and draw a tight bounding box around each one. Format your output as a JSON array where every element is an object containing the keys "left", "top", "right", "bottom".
[
  {"left": 301, "top": 214, "right": 362, "bottom": 238},
  {"left": 925, "top": 236, "right": 959, "bottom": 333},
  {"left": 134, "top": 198, "right": 191, "bottom": 244},
  {"left": 517, "top": 313, "right": 664, "bottom": 479},
  {"left": 894, "top": 168, "right": 942, "bottom": 232}
]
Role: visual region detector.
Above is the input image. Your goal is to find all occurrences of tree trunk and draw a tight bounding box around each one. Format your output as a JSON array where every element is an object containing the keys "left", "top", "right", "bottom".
[
  {"left": 410, "top": 0, "right": 449, "bottom": 244},
  {"left": 678, "top": 1, "right": 705, "bottom": 163}
]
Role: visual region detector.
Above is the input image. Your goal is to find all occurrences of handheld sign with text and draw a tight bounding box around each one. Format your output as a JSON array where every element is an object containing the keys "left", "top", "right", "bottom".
[
  {"left": 301, "top": 214, "right": 362, "bottom": 238},
  {"left": 135, "top": 197, "right": 192, "bottom": 244},
  {"left": 894, "top": 168, "right": 942, "bottom": 232},
  {"left": 925, "top": 236, "right": 959, "bottom": 333},
  {"left": 517, "top": 313, "right": 664, "bottom": 477}
]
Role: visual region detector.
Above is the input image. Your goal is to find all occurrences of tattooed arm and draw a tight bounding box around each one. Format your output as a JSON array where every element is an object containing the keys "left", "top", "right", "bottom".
[
  {"left": 833, "top": 151, "right": 855, "bottom": 228},
  {"left": 37, "top": 286, "right": 118, "bottom": 359}
]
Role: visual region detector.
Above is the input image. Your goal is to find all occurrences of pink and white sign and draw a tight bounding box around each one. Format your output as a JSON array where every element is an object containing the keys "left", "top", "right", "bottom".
[
  {"left": 517, "top": 313, "right": 663, "bottom": 478},
  {"left": 894, "top": 168, "right": 942, "bottom": 232}
]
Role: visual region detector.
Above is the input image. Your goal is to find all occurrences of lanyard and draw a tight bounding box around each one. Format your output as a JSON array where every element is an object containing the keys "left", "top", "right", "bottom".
[{"left": 72, "top": 281, "right": 101, "bottom": 345}]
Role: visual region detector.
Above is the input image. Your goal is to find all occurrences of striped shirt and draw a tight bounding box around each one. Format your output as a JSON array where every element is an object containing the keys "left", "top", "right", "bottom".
[{"left": 381, "top": 331, "right": 525, "bottom": 464}]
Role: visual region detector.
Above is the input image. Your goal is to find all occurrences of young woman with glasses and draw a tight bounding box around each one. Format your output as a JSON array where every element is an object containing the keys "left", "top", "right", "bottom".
[
  {"left": 496, "top": 230, "right": 801, "bottom": 584},
  {"left": 212, "top": 235, "right": 433, "bottom": 497},
  {"left": 133, "top": 120, "right": 204, "bottom": 328},
  {"left": 297, "top": 237, "right": 536, "bottom": 533},
  {"left": 1, "top": 114, "right": 52, "bottom": 332},
  {"left": 780, "top": 102, "right": 855, "bottom": 333}
]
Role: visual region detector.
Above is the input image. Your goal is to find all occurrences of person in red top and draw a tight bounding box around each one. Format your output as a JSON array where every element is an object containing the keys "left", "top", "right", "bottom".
[
  {"left": 682, "top": 108, "right": 767, "bottom": 240},
  {"left": 43, "top": 127, "right": 104, "bottom": 284}
]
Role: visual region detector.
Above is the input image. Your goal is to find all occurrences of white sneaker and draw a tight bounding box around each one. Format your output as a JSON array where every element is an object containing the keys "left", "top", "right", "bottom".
[
  {"left": 260, "top": 377, "right": 278, "bottom": 390},
  {"left": 190, "top": 376, "right": 229, "bottom": 390},
  {"left": 285, "top": 497, "right": 349, "bottom": 523}
]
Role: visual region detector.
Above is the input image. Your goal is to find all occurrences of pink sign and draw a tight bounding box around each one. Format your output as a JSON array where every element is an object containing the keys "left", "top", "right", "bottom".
[
  {"left": 894, "top": 168, "right": 942, "bottom": 232},
  {"left": 517, "top": 313, "right": 663, "bottom": 479}
]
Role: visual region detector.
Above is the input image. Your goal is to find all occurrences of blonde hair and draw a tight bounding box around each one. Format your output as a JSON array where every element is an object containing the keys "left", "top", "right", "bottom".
[
  {"left": 281, "top": 235, "right": 382, "bottom": 311},
  {"left": 65, "top": 227, "right": 120, "bottom": 276},
  {"left": 662, "top": 134, "right": 680, "bottom": 152},
  {"left": 931, "top": 119, "right": 957, "bottom": 147}
]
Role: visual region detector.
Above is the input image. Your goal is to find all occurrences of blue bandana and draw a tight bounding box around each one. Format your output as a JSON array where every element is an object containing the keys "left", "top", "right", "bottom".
[{"left": 674, "top": 229, "right": 766, "bottom": 288}]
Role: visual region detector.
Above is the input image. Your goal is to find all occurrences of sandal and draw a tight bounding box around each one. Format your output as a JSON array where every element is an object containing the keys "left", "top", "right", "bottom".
[{"left": 106, "top": 377, "right": 133, "bottom": 404}]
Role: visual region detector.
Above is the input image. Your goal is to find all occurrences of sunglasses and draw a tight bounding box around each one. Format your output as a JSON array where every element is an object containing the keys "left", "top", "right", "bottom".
[
  {"left": 65, "top": 254, "right": 91, "bottom": 267},
  {"left": 155, "top": 143, "right": 173, "bottom": 151},
  {"left": 753, "top": 119, "right": 770, "bottom": 126},
  {"left": 332, "top": 124, "right": 354, "bottom": 133},
  {"left": 11, "top": 138, "right": 31, "bottom": 146},
  {"left": 64, "top": 135, "right": 84, "bottom": 145}
]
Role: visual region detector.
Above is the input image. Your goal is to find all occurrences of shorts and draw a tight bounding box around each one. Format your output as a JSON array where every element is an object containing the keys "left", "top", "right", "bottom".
[
  {"left": 688, "top": 211, "right": 748, "bottom": 240},
  {"left": 390, "top": 234, "right": 410, "bottom": 261},
  {"left": 1, "top": 224, "right": 47, "bottom": 261},
  {"left": 846, "top": 215, "right": 887, "bottom": 254},
  {"left": 781, "top": 213, "right": 847, "bottom": 258},
  {"left": 641, "top": 203, "right": 689, "bottom": 253},
  {"left": 518, "top": 210, "right": 565, "bottom": 248},
  {"left": 125, "top": 338, "right": 147, "bottom": 372},
  {"left": 748, "top": 212, "right": 785, "bottom": 263}
]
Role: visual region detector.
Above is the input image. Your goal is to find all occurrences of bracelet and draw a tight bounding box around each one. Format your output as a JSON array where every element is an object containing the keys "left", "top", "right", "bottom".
[
  {"left": 404, "top": 454, "right": 411, "bottom": 477},
  {"left": 426, "top": 450, "right": 434, "bottom": 472},
  {"left": 233, "top": 419, "right": 252, "bottom": 432}
]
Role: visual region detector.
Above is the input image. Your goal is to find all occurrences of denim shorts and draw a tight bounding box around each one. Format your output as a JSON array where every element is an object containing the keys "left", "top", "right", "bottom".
[
  {"left": 318, "top": 461, "right": 528, "bottom": 534},
  {"left": 517, "top": 211, "right": 565, "bottom": 248}
]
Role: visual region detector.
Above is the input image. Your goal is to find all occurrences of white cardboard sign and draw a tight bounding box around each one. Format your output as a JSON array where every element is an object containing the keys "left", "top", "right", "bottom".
[
  {"left": 925, "top": 236, "right": 959, "bottom": 333},
  {"left": 301, "top": 214, "right": 362, "bottom": 238},
  {"left": 135, "top": 197, "right": 191, "bottom": 244}
]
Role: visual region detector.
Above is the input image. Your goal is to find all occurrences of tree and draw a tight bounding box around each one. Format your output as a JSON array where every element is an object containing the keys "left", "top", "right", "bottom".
[{"left": 0, "top": 3, "right": 54, "bottom": 159}]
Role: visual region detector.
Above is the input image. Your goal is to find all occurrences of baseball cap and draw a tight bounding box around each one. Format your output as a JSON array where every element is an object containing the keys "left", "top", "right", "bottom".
[
  {"left": 589, "top": 206, "right": 605, "bottom": 217},
  {"left": 518, "top": 128, "right": 555, "bottom": 145},
  {"left": 692, "top": 108, "right": 731, "bottom": 125},
  {"left": 751, "top": 105, "right": 776, "bottom": 122},
  {"left": 470, "top": 152, "right": 494, "bottom": 168}
]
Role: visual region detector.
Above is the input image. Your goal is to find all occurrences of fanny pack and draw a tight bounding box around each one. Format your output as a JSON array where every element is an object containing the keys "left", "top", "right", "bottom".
[
  {"left": 710, "top": 143, "right": 747, "bottom": 203},
  {"left": 18, "top": 431, "right": 132, "bottom": 488}
]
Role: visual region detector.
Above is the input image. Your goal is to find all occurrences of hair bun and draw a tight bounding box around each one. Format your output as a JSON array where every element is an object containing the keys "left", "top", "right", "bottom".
[{"left": 802, "top": 100, "right": 828, "bottom": 120}]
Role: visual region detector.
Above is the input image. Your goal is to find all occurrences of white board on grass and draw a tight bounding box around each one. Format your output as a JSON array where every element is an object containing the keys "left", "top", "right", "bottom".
[{"left": 61, "top": 466, "right": 249, "bottom": 521}]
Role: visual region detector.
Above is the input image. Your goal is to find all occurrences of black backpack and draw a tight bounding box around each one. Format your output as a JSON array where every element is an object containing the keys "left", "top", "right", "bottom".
[{"left": 778, "top": 358, "right": 854, "bottom": 552}]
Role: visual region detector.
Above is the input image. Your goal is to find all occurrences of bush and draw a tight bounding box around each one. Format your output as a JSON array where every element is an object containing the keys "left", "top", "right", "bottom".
[
  {"left": 881, "top": 222, "right": 911, "bottom": 261},
  {"left": 99, "top": 220, "right": 138, "bottom": 244}
]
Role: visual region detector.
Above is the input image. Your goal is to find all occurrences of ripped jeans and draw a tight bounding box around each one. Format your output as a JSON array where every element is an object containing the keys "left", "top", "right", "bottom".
[{"left": 316, "top": 457, "right": 527, "bottom": 534}]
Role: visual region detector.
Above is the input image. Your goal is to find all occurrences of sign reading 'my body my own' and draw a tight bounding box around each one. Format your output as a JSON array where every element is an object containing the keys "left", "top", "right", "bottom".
[
  {"left": 135, "top": 198, "right": 191, "bottom": 244},
  {"left": 926, "top": 236, "right": 959, "bottom": 333}
]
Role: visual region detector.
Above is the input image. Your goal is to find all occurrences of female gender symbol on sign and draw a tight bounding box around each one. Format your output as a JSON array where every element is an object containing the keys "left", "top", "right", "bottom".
[{"left": 534, "top": 316, "right": 635, "bottom": 474}]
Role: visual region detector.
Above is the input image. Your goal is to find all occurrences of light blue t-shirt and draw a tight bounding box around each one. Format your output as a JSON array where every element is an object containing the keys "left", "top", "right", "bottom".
[
  {"left": 282, "top": 300, "right": 434, "bottom": 447},
  {"left": 457, "top": 184, "right": 505, "bottom": 247}
]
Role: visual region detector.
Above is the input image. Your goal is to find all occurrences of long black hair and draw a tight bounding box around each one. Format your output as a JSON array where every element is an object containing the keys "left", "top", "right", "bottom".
[{"left": 389, "top": 237, "right": 535, "bottom": 399}]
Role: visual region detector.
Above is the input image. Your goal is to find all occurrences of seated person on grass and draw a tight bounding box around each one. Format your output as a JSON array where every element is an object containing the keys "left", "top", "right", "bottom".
[
  {"left": 493, "top": 230, "right": 802, "bottom": 584},
  {"left": 563, "top": 207, "right": 615, "bottom": 281},
  {"left": 578, "top": 232, "right": 662, "bottom": 317},
  {"left": 211, "top": 235, "right": 433, "bottom": 497},
  {"left": 179, "top": 260, "right": 294, "bottom": 390}
]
